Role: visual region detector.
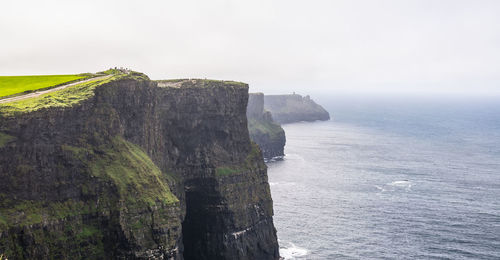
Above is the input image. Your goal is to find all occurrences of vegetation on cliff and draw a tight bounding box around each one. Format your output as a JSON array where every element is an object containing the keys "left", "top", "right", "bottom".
[
  {"left": 0, "top": 132, "right": 15, "bottom": 148},
  {"left": 62, "top": 136, "right": 179, "bottom": 207},
  {"left": 247, "top": 93, "right": 286, "bottom": 159},
  {"left": 0, "top": 76, "right": 113, "bottom": 116},
  {"left": 0, "top": 134, "right": 180, "bottom": 258},
  {"left": 248, "top": 118, "right": 284, "bottom": 141},
  {"left": 157, "top": 78, "right": 248, "bottom": 89},
  {"left": 0, "top": 71, "right": 279, "bottom": 259},
  {"left": 0, "top": 70, "right": 148, "bottom": 117},
  {"left": 0, "top": 74, "right": 87, "bottom": 99},
  {"left": 215, "top": 142, "right": 262, "bottom": 177}
]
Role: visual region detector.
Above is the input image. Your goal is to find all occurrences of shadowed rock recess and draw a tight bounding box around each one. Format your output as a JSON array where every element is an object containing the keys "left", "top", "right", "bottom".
[
  {"left": 247, "top": 93, "right": 286, "bottom": 160},
  {"left": 0, "top": 75, "right": 279, "bottom": 259}
]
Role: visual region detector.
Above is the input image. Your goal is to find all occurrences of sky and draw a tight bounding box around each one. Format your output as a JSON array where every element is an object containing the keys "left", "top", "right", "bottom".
[{"left": 1, "top": 0, "right": 500, "bottom": 96}]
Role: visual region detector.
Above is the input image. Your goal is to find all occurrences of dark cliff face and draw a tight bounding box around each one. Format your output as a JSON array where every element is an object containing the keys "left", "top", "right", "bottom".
[
  {"left": 247, "top": 93, "right": 286, "bottom": 160},
  {"left": 0, "top": 78, "right": 279, "bottom": 259},
  {"left": 264, "top": 94, "right": 330, "bottom": 124}
]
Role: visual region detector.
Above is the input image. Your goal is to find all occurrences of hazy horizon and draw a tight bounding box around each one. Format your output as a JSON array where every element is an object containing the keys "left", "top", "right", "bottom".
[{"left": 2, "top": 0, "right": 500, "bottom": 96}]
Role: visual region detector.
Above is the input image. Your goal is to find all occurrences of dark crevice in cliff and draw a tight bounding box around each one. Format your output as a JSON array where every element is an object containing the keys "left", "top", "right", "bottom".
[{"left": 182, "top": 178, "right": 222, "bottom": 260}]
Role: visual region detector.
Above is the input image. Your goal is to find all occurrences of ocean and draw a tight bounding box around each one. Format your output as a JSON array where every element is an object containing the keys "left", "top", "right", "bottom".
[{"left": 267, "top": 95, "right": 500, "bottom": 259}]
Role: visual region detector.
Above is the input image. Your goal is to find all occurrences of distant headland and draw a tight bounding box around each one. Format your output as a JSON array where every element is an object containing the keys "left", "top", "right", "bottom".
[
  {"left": 247, "top": 92, "right": 330, "bottom": 161},
  {"left": 264, "top": 93, "right": 330, "bottom": 124}
]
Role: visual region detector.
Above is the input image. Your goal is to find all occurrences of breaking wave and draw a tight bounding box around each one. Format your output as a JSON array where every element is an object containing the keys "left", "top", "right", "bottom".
[{"left": 280, "top": 242, "right": 309, "bottom": 260}]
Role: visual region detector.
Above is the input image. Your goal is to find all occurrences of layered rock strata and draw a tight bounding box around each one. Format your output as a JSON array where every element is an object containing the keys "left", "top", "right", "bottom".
[
  {"left": 0, "top": 76, "right": 279, "bottom": 259},
  {"left": 246, "top": 93, "right": 286, "bottom": 160}
]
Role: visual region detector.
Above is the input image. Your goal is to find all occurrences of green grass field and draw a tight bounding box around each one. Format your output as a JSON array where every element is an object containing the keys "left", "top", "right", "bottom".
[{"left": 0, "top": 75, "right": 86, "bottom": 98}]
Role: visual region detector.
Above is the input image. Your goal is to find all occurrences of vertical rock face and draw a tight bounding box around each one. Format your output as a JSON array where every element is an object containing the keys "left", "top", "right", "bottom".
[
  {"left": 264, "top": 94, "right": 330, "bottom": 124},
  {"left": 0, "top": 78, "right": 279, "bottom": 259},
  {"left": 247, "top": 93, "right": 265, "bottom": 118},
  {"left": 247, "top": 93, "right": 286, "bottom": 160}
]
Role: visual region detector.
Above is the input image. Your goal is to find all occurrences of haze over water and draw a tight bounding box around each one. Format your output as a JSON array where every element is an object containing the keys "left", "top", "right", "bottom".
[{"left": 268, "top": 95, "right": 500, "bottom": 259}]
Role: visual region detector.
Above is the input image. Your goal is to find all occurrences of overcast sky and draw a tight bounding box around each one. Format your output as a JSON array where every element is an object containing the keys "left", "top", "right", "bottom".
[{"left": 1, "top": 0, "right": 499, "bottom": 95}]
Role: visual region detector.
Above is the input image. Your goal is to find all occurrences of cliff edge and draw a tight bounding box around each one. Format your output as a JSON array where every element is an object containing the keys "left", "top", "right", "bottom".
[
  {"left": 0, "top": 73, "right": 279, "bottom": 259},
  {"left": 264, "top": 94, "right": 330, "bottom": 124},
  {"left": 247, "top": 93, "right": 286, "bottom": 160}
]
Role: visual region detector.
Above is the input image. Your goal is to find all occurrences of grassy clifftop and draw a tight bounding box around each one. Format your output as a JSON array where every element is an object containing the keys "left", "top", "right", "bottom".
[
  {"left": 0, "top": 74, "right": 87, "bottom": 99},
  {"left": 0, "top": 70, "right": 148, "bottom": 117},
  {"left": 157, "top": 78, "right": 247, "bottom": 89}
]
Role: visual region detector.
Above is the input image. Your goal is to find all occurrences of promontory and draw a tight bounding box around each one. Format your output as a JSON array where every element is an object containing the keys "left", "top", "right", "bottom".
[{"left": 0, "top": 70, "right": 280, "bottom": 259}]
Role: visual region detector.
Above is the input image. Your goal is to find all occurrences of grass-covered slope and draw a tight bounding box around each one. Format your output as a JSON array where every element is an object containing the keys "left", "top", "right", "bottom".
[
  {"left": 0, "top": 70, "right": 148, "bottom": 117},
  {"left": 0, "top": 136, "right": 178, "bottom": 230},
  {"left": 63, "top": 136, "right": 179, "bottom": 207},
  {"left": 0, "top": 76, "right": 114, "bottom": 117},
  {"left": 248, "top": 118, "right": 284, "bottom": 141},
  {"left": 0, "top": 135, "right": 180, "bottom": 258},
  {"left": 215, "top": 142, "right": 262, "bottom": 177},
  {"left": 0, "top": 74, "right": 86, "bottom": 98}
]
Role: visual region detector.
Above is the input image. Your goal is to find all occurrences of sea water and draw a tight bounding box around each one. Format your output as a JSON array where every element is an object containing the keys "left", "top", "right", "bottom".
[{"left": 268, "top": 95, "right": 500, "bottom": 259}]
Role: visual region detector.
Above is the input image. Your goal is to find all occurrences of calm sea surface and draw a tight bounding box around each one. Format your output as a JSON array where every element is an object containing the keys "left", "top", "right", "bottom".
[{"left": 268, "top": 96, "right": 500, "bottom": 259}]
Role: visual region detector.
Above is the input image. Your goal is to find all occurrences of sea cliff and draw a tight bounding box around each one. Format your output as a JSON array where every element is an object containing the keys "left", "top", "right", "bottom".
[
  {"left": 247, "top": 93, "right": 286, "bottom": 160},
  {"left": 0, "top": 74, "right": 279, "bottom": 259},
  {"left": 264, "top": 94, "right": 330, "bottom": 124}
]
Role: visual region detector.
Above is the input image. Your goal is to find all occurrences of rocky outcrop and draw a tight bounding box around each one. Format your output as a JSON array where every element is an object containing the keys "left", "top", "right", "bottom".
[
  {"left": 0, "top": 77, "right": 279, "bottom": 259},
  {"left": 247, "top": 93, "right": 285, "bottom": 160},
  {"left": 264, "top": 94, "right": 330, "bottom": 124}
]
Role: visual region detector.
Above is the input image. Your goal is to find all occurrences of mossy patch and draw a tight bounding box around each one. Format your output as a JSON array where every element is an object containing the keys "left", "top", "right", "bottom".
[
  {"left": 76, "top": 226, "right": 100, "bottom": 240},
  {"left": 248, "top": 118, "right": 284, "bottom": 140},
  {"left": 0, "top": 132, "right": 15, "bottom": 148},
  {"left": 63, "top": 136, "right": 178, "bottom": 207},
  {"left": 215, "top": 142, "right": 262, "bottom": 177},
  {"left": 215, "top": 167, "right": 240, "bottom": 176},
  {"left": 0, "top": 219, "right": 105, "bottom": 259},
  {"left": 0, "top": 198, "right": 95, "bottom": 231}
]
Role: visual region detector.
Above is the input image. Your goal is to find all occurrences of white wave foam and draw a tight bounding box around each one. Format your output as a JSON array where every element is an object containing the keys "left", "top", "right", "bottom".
[
  {"left": 284, "top": 153, "right": 305, "bottom": 162},
  {"left": 280, "top": 242, "right": 309, "bottom": 260},
  {"left": 374, "top": 185, "right": 386, "bottom": 192},
  {"left": 269, "top": 182, "right": 296, "bottom": 187},
  {"left": 387, "top": 180, "right": 413, "bottom": 191},
  {"left": 265, "top": 155, "right": 284, "bottom": 163},
  {"left": 388, "top": 180, "right": 411, "bottom": 186}
]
